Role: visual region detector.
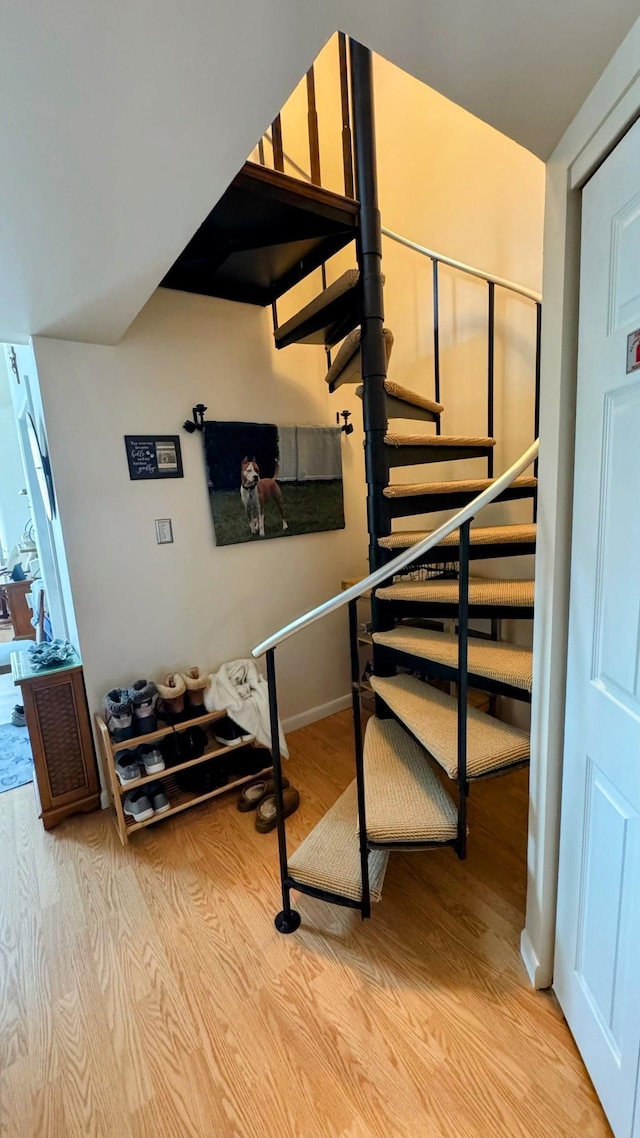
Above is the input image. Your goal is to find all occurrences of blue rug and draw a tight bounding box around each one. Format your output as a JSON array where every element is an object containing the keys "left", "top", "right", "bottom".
[{"left": 0, "top": 723, "right": 33, "bottom": 792}]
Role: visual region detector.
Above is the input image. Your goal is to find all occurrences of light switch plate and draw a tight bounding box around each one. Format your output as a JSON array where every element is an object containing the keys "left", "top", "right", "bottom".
[{"left": 155, "top": 518, "right": 173, "bottom": 544}]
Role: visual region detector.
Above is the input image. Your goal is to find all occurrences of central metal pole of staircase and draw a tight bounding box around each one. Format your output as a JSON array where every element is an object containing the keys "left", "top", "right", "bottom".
[{"left": 350, "top": 40, "right": 390, "bottom": 573}]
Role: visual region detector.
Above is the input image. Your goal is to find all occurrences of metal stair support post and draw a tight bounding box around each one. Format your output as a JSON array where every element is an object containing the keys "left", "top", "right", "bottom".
[
  {"left": 349, "top": 39, "right": 390, "bottom": 574},
  {"left": 266, "top": 649, "right": 301, "bottom": 933},
  {"left": 457, "top": 520, "right": 472, "bottom": 859},
  {"left": 349, "top": 600, "right": 371, "bottom": 918}
]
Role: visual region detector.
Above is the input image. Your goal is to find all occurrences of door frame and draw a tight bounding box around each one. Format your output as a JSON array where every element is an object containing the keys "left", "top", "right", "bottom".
[{"left": 522, "top": 15, "right": 640, "bottom": 988}]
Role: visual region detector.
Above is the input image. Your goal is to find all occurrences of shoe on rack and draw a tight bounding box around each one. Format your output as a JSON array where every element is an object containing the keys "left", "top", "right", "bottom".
[
  {"left": 115, "top": 749, "right": 142, "bottom": 786},
  {"left": 213, "top": 718, "right": 254, "bottom": 747},
  {"left": 181, "top": 667, "right": 209, "bottom": 716},
  {"left": 137, "top": 743, "right": 165, "bottom": 775},
  {"left": 237, "top": 775, "right": 289, "bottom": 813},
  {"left": 11, "top": 704, "right": 26, "bottom": 728},
  {"left": 104, "top": 688, "right": 135, "bottom": 742},
  {"left": 175, "top": 726, "right": 208, "bottom": 762},
  {"left": 255, "top": 786, "right": 300, "bottom": 833},
  {"left": 123, "top": 789, "right": 154, "bottom": 824},
  {"left": 226, "top": 746, "right": 268, "bottom": 780},
  {"left": 129, "top": 680, "right": 158, "bottom": 734},
  {"left": 156, "top": 673, "right": 187, "bottom": 724},
  {"left": 144, "top": 781, "right": 170, "bottom": 814}
]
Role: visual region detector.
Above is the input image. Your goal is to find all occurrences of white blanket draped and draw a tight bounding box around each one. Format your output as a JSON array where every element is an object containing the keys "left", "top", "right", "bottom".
[{"left": 203, "top": 658, "right": 289, "bottom": 759}]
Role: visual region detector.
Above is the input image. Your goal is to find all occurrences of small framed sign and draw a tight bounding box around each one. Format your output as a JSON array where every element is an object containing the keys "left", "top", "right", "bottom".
[
  {"left": 627, "top": 328, "right": 640, "bottom": 375},
  {"left": 124, "top": 435, "right": 183, "bottom": 480}
]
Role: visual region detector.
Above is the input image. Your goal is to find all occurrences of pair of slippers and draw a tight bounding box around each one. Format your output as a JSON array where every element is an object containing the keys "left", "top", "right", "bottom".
[{"left": 238, "top": 775, "right": 299, "bottom": 832}]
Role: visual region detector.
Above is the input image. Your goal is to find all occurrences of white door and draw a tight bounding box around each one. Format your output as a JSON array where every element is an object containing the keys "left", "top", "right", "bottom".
[{"left": 554, "top": 117, "right": 640, "bottom": 1138}]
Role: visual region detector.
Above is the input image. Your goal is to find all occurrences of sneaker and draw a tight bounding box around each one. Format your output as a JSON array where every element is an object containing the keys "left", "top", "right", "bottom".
[
  {"left": 123, "top": 789, "right": 154, "bottom": 824},
  {"left": 213, "top": 718, "right": 254, "bottom": 747},
  {"left": 145, "top": 781, "right": 170, "bottom": 814},
  {"left": 115, "top": 750, "right": 142, "bottom": 785},
  {"left": 129, "top": 680, "right": 158, "bottom": 734},
  {"left": 138, "top": 744, "right": 165, "bottom": 775},
  {"left": 11, "top": 704, "right": 26, "bottom": 728},
  {"left": 104, "top": 688, "right": 135, "bottom": 742}
]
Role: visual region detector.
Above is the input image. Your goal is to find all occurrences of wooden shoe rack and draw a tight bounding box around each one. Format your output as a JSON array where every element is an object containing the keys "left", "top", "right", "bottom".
[{"left": 96, "top": 710, "right": 273, "bottom": 845}]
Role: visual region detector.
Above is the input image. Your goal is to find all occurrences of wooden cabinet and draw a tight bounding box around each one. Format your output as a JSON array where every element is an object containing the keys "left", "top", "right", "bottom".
[
  {"left": 3, "top": 579, "right": 35, "bottom": 639},
  {"left": 11, "top": 650, "right": 100, "bottom": 830}
]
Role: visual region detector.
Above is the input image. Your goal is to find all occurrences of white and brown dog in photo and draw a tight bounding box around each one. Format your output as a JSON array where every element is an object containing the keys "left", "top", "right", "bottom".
[{"left": 240, "top": 456, "right": 288, "bottom": 538}]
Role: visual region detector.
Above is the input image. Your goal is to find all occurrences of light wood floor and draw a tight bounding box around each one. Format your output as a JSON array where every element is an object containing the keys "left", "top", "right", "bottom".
[{"left": 0, "top": 710, "right": 611, "bottom": 1138}]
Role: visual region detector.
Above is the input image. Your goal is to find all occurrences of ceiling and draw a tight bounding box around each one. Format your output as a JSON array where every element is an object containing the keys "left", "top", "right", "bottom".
[{"left": 0, "top": 0, "right": 637, "bottom": 345}]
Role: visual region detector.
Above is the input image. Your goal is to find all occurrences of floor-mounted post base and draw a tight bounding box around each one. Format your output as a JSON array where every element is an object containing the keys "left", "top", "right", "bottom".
[{"left": 275, "top": 908, "right": 302, "bottom": 935}]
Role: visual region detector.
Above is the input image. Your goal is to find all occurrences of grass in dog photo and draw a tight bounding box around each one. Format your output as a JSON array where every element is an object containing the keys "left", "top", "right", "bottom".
[{"left": 204, "top": 421, "right": 345, "bottom": 547}]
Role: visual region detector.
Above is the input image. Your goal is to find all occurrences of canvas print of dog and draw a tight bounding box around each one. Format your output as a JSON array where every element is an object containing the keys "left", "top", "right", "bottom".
[
  {"left": 204, "top": 420, "right": 345, "bottom": 547},
  {"left": 240, "top": 456, "right": 288, "bottom": 537}
]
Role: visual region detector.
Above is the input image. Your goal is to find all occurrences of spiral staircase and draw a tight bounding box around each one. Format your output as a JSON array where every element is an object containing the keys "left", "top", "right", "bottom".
[{"left": 162, "top": 36, "right": 541, "bottom": 932}]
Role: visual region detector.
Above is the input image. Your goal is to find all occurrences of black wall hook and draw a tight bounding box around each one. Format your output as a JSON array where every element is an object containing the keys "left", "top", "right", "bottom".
[
  {"left": 183, "top": 404, "right": 207, "bottom": 433},
  {"left": 337, "top": 409, "right": 353, "bottom": 435}
]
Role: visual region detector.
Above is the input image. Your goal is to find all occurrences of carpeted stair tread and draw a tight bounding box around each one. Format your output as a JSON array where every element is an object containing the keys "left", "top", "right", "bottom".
[
  {"left": 372, "top": 626, "right": 533, "bottom": 692},
  {"left": 355, "top": 379, "right": 444, "bottom": 415},
  {"left": 384, "top": 475, "right": 537, "bottom": 498},
  {"left": 376, "top": 576, "right": 535, "bottom": 607},
  {"left": 378, "top": 523, "right": 537, "bottom": 550},
  {"left": 363, "top": 717, "right": 457, "bottom": 844},
  {"left": 278, "top": 269, "right": 359, "bottom": 339},
  {"left": 325, "top": 327, "right": 394, "bottom": 388},
  {"left": 288, "top": 780, "right": 389, "bottom": 903},
  {"left": 370, "top": 674, "right": 530, "bottom": 778},
  {"left": 383, "top": 380, "right": 444, "bottom": 415},
  {"left": 384, "top": 432, "right": 495, "bottom": 448}
]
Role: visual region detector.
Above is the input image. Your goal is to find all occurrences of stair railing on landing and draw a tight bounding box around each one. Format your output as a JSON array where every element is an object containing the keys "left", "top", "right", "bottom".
[
  {"left": 253, "top": 438, "right": 539, "bottom": 932},
  {"left": 261, "top": 133, "right": 542, "bottom": 477}
]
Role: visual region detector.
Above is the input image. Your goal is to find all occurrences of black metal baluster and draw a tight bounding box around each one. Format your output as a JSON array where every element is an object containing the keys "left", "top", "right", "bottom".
[
  {"left": 350, "top": 39, "right": 390, "bottom": 572},
  {"left": 271, "top": 114, "right": 284, "bottom": 173},
  {"left": 306, "top": 66, "right": 321, "bottom": 186},
  {"left": 321, "top": 263, "right": 332, "bottom": 371},
  {"left": 349, "top": 601, "right": 371, "bottom": 918},
  {"left": 432, "top": 258, "right": 442, "bottom": 434},
  {"left": 457, "top": 520, "right": 471, "bottom": 860},
  {"left": 487, "top": 282, "right": 495, "bottom": 478},
  {"left": 533, "top": 300, "right": 542, "bottom": 521},
  {"left": 266, "top": 649, "right": 301, "bottom": 933},
  {"left": 338, "top": 32, "right": 355, "bottom": 199}
]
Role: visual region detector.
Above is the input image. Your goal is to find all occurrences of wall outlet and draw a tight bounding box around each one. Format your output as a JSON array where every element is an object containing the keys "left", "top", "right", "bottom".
[{"left": 155, "top": 518, "right": 173, "bottom": 544}]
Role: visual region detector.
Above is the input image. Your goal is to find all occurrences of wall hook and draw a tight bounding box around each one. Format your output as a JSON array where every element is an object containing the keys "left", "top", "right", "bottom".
[
  {"left": 183, "top": 404, "right": 207, "bottom": 433},
  {"left": 336, "top": 409, "right": 353, "bottom": 435}
]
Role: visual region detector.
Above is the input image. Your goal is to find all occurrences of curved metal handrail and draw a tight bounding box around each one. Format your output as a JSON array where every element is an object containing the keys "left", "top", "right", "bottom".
[
  {"left": 252, "top": 439, "right": 539, "bottom": 657},
  {"left": 381, "top": 228, "right": 542, "bottom": 303}
]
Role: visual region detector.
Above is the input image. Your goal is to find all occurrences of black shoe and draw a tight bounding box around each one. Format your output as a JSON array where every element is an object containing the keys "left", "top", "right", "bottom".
[{"left": 213, "top": 718, "right": 254, "bottom": 747}]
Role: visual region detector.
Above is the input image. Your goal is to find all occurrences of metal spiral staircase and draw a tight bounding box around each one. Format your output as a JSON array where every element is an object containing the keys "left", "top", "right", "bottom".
[{"left": 162, "top": 36, "right": 541, "bottom": 934}]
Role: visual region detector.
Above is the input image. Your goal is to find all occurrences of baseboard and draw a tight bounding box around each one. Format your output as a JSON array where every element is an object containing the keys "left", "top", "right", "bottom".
[
  {"left": 283, "top": 693, "right": 351, "bottom": 734},
  {"left": 520, "top": 927, "right": 552, "bottom": 990}
]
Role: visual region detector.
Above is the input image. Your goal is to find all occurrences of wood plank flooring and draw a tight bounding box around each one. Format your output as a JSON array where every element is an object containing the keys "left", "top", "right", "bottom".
[{"left": 0, "top": 709, "right": 611, "bottom": 1138}]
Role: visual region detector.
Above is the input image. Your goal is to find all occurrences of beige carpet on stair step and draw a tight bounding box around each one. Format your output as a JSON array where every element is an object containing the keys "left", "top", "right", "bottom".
[
  {"left": 383, "top": 475, "right": 537, "bottom": 498},
  {"left": 383, "top": 380, "right": 444, "bottom": 414},
  {"left": 376, "top": 576, "right": 535, "bottom": 607},
  {"left": 379, "top": 523, "right": 537, "bottom": 549},
  {"left": 372, "top": 626, "right": 533, "bottom": 692},
  {"left": 288, "top": 780, "right": 389, "bottom": 903},
  {"left": 363, "top": 717, "right": 458, "bottom": 843},
  {"left": 370, "top": 674, "right": 530, "bottom": 778},
  {"left": 325, "top": 326, "right": 393, "bottom": 387},
  {"left": 384, "top": 432, "right": 495, "bottom": 448}
]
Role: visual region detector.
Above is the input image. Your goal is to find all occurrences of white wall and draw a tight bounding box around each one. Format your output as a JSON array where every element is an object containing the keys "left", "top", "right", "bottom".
[
  {"left": 0, "top": 358, "right": 30, "bottom": 560},
  {"left": 32, "top": 289, "right": 369, "bottom": 728}
]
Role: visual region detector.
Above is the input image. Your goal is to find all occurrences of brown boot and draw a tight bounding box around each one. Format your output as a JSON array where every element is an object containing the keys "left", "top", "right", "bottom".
[
  {"left": 156, "top": 673, "right": 187, "bottom": 724},
  {"left": 181, "top": 667, "right": 209, "bottom": 717}
]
